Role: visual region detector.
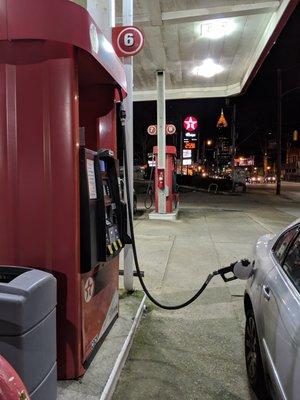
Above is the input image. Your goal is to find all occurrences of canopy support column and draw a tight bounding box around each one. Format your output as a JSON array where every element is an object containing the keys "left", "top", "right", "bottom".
[{"left": 123, "top": 0, "right": 134, "bottom": 292}]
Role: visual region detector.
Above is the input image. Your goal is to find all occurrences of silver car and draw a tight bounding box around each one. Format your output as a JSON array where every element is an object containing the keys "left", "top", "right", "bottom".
[{"left": 244, "top": 219, "right": 300, "bottom": 400}]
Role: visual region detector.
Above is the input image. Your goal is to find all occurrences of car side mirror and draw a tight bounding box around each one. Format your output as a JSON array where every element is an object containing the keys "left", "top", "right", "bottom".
[{"left": 233, "top": 259, "right": 254, "bottom": 280}]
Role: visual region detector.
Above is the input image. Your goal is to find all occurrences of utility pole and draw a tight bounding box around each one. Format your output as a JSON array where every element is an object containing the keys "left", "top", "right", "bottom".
[
  {"left": 230, "top": 104, "right": 237, "bottom": 191},
  {"left": 201, "top": 139, "right": 205, "bottom": 162},
  {"left": 215, "top": 141, "right": 219, "bottom": 173},
  {"left": 276, "top": 69, "right": 282, "bottom": 195},
  {"left": 179, "top": 114, "right": 183, "bottom": 174}
]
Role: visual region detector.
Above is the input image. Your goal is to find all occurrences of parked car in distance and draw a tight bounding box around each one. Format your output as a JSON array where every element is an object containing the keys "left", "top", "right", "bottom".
[
  {"left": 244, "top": 219, "right": 300, "bottom": 399},
  {"left": 247, "top": 175, "right": 263, "bottom": 184},
  {"left": 264, "top": 175, "right": 276, "bottom": 183}
]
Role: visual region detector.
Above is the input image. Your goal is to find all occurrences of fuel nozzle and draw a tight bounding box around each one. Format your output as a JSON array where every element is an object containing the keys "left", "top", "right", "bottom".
[
  {"left": 216, "top": 259, "right": 253, "bottom": 283},
  {"left": 233, "top": 259, "right": 254, "bottom": 280}
]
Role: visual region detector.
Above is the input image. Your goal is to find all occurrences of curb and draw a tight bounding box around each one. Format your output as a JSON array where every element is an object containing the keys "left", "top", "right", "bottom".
[
  {"left": 179, "top": 185, "right": 241, "bottom": 196},
  {"left": 99, "top": 294, "right": 147, "bottom": 400}
]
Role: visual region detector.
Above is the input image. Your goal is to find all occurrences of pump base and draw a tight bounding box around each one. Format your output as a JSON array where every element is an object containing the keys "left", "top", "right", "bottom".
[{"left": 149, "top": 209, "right": 178, "bottom": 221}]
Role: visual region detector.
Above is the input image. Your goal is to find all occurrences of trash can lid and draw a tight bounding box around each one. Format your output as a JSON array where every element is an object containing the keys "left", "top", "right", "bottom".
[{"left": 0, "top": 266, "right": 57, "bottom": 335}]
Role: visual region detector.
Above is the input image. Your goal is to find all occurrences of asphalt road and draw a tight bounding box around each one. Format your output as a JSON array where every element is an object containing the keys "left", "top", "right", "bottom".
[
  {"left": 247, "top": 181, "right": 300, "bottom": 194},
  {"left": 246, "top": 181, "right": 300, "bottom": 208}
]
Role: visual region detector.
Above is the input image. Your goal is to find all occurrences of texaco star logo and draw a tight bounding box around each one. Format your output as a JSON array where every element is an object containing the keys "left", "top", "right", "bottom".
[
  {"left": 183, "top": 116, "right": 198, "bottom": 132},
  {"left": 84, "top": 277, "right": 95, "bottom": 303}
]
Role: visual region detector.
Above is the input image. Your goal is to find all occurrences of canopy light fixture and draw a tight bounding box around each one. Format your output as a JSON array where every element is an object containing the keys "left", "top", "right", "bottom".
[
  {"left": 192, "top": 58, "right": 224, "bottom": 78},
  {"left": 199, "top": 19, "right": 236, "bottom": 40}
]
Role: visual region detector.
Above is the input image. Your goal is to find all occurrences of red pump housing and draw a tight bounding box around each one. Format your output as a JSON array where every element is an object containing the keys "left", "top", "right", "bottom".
[{"left": 0, "top": 0, "right": 126, "bottom": 379}]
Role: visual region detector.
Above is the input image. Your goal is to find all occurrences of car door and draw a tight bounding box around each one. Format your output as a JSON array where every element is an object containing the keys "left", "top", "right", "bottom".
[{"left": 261, "top": 228, "right": 300, "bottom": 400}]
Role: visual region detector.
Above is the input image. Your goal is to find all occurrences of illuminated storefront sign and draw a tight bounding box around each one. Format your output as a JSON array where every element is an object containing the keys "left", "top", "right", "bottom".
[{"left": 234, "top": 157, "right": 255, "bottom": 166}]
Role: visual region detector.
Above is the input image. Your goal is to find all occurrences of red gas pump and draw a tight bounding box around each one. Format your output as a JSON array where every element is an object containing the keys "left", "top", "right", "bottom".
[
  {"left": 0, "top": 0, "right": 126, "bottom": 379},
  {"left": 153, "top": 146, "right": 179, "bottom": 214}
]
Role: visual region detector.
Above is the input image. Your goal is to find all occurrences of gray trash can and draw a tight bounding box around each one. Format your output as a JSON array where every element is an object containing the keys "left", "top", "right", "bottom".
[{"left": 0, "top": 266, "right": 57, "bottom": 400}]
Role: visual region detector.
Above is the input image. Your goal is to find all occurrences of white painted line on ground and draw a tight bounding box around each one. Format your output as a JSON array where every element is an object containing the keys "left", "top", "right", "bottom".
[{"left": 99, "top": 294, "right": 147, "bottom": 400}]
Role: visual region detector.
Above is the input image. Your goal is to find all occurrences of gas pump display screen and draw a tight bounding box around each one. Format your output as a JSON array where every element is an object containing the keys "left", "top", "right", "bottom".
[{"left": 99, "top": 160, "right": 107, "bottom": 172}]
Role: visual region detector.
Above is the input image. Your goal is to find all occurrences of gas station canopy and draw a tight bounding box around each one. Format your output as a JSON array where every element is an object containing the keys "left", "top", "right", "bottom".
[{"left": 116, "top": 0, "right": 297, "bottom": 101}]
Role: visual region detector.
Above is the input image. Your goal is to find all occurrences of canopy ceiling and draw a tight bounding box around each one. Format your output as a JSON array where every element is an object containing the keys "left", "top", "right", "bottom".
[{"left": 116, "top": 0, "right": 297, "bottom": 100}]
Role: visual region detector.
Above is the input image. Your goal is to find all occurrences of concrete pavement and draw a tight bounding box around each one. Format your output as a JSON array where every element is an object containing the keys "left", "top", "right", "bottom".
[
  {"left": 57, "top": 293, "right": 143, "bottom": 400},
  {"left": 113, "top": 185, "right": 299, "bottom": 400}
]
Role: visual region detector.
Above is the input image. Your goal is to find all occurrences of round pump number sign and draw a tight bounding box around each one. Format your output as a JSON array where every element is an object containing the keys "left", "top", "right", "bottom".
[{"left": 113, "top": 26, "right": 144, "bottom": 57}]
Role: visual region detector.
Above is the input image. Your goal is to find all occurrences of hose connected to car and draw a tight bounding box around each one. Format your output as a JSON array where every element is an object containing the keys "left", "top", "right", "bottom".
[{"left": 118, "top": 91, "right": 251, "bottom": 310}]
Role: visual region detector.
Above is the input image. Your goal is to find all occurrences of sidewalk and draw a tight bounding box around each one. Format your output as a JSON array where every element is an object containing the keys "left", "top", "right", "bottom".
[{"left": 113, "top": 189, "right": 298, "bottom": 400}]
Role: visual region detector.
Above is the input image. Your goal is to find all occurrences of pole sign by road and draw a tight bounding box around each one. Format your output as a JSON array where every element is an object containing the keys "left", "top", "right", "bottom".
[
  {"left": 183, "top": 116, "right": 198, "bottom": 132},
  {"left": 184, "top": 142, "right": 196, "bottom": 149},
  {"left": 183, "top": 149, "right": 192, "bottom": 158},
  {"left": 184, "top": 132, "right": 197, "bottom": 138},
  {"left": 182, "top": 159, "right": 192, "bottom": 166}
]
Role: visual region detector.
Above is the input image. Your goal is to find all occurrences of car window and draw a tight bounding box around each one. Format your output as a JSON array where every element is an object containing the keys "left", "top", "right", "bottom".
[
  {"left": 273, "top": 227, "right": 298, "bottom": 263},
  {"left": 282, "top": 234, "right": 300, "bottom": 292}
]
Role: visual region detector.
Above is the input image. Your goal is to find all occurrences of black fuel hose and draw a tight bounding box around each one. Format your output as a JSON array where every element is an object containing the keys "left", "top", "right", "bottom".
[
  {"left": 118, "top": 92, "right": 222, "bottom": 310},
  {"left": 144, "top": 165, "right": 154, "bottom": 209}
]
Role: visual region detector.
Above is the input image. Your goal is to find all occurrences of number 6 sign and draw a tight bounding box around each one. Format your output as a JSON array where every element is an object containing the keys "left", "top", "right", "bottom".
[
  {"left": 112, "top": 26, "right": 144, "bottom": 57},
  {"left": 124, "top": 32, "right": 134, "bottom": 47}
]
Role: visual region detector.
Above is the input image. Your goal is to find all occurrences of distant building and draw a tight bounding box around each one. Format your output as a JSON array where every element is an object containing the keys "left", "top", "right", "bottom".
[{"left": 285, "top": 146, "right": 300, "bottom": 181}]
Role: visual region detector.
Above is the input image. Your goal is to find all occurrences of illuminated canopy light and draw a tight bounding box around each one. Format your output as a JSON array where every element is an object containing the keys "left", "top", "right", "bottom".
[
  {"left": 199, "top": 19, "right": 236, "bottom": 40},
  {"left": 192, "top": 58, "right": 224, "bottom": 78}
]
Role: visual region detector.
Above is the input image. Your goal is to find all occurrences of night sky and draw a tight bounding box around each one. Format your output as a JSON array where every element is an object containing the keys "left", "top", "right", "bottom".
[{"left": 133, "top": 4, "right": 300, "bottom": 166}]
